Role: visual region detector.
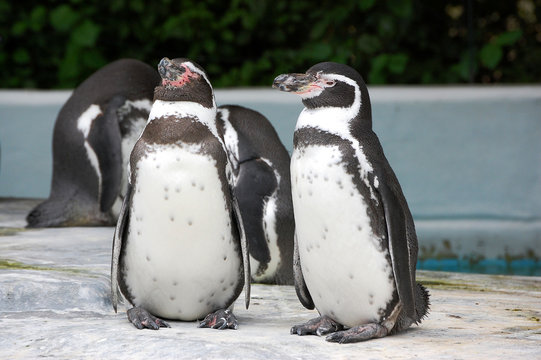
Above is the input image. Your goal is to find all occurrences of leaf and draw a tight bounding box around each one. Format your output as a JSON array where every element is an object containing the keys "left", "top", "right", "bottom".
[
  {"left": 71, "top": 20, "right": 101, "bottom": 47},
  {"left": 130, "top": 0, "right": 144, "bottom": 13},
  {"left": 310, "top": 18, "right": 330, "bottom": 40},
  {"left": 388, "top": 53, "right": 408, "bottom": 74},
  {"left": 50, "top": 5, "right": 79, "bottom": 32},
  {"left": 357, "top": 34, "right": 381, "bottom": 54},
  {"left": 378, "top": 15, "right": 395, "bottom": 38},
  {"left": 450, "top": 52, "right": 473, "bottom": 81},
  {"left": 369, "top": 54, "right": 388, "bottom": 84},
  {"left": 58, "top": 44, "right": 81, "bottom": 87},
  {"left": 13, "top": 48, "right": 30, "bottom": 64},
  {"left": 387, "top": 0, "right": 413, "bottom": 18},
  {"left": 358, "top": 0, "right": 376, "bottom": 11},
  {"left": 371, "top": 54, "right": 389, "bottom": 72},
  {"left": 479, "top": 43, "right": 502, "bottom": 69},
  {"left": 29, "top": 6, "right": 47, "bottom": 31},
  {"left": 494, "top": 30, "right": 522, "bottom": 47},
  {"left": 302, "top": 42, "right": 333, "bottom": 61},
  {"left": 81, "top": 48, "right": 107, "bottom": 69},
  {"left": 11, "top": 21, "right": 27, "bottom": 36}
]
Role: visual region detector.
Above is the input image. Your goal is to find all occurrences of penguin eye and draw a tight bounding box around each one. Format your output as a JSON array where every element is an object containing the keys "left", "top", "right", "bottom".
[{"left": 324, "top": 80, "right": 336, "bottom": 87}]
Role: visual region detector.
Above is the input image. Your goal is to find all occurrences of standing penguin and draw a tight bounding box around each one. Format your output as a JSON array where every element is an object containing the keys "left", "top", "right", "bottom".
[
  {"left": 111, "top": 58, "right": 250, "bottom": 330},
  {"left": 216, "top": 105, "right": 294, "bottom": 285},
  {"left": 27, "top": 59, "right": 160, "bottom": 228},
  {"left": 273, "top": 62, "right": 429, "bottom": 343}
]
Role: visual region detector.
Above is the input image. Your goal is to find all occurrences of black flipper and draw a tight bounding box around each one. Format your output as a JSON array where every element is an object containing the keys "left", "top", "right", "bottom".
[
  {"left": 87, "top": 96, "right": 125, "bottom": 212},
  {"left": 375, "top": 168, "right": 416, "bottom": 319},
  {"left": 293, "top": 233, "right": 314, "bottom": 310},
  {"left": 231, "top": 196, "right": 251, "bottom": 309},
  {"left": 233, "top": 158, "right": 277, "bottom": 263},
  {"left": 111, "top": 183, "right": 132, "bottom": 312}
]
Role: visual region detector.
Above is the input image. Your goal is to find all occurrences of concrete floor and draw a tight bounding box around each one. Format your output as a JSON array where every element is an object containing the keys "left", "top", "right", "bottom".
[{"left": 1, "top": 199, "right": 540, "bottom": 359}]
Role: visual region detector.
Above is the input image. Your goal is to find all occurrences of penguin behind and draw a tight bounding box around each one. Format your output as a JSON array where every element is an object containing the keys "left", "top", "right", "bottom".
[
  {"left": 111, "top": 57, "right": 250, "bottom": 330},
  {"left": 273, "top": 62, "right": 429, "bottom": 343},
  {"left": 216, "top": 105, "right": 294, "bottom": 285},
  {"left": 27, "top": 59, "right": 160, "bottom": 228}
]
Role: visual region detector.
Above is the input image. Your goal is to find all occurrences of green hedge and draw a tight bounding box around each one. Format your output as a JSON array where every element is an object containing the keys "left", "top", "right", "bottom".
[{"left": 1, "top": 0, "right": 539, "bottom": 88}]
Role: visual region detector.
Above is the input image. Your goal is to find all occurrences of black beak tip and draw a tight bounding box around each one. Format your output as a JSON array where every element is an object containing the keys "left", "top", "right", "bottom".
[
  {"left": 158, "top": 57, "right": 170, "bottom": 78},
  {"left": 272, "top": 74, "right": 291, "bottom": 91}
]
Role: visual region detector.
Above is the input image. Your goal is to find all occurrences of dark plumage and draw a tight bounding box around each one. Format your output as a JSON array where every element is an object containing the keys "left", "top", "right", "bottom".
[
  {"left": 27, "top": 59, "right": 160, "bottom": 228},
  {"left": 274, "top": 62, "right": 429, "bottom": 343}
]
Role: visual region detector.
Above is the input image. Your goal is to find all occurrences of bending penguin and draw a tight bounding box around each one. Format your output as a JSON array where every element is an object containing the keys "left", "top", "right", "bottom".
[
  {"left": 111, "top": 57, "right": 250, "bottom": 330},
  {"left": 216, "top": 105, "right": 294, "bottom": 285},
  {"left": 27, "top": 59, "right": 160, "bottom": 228},
  {"left": 273, "top": 62, "right": 429, "bottom": 343}
]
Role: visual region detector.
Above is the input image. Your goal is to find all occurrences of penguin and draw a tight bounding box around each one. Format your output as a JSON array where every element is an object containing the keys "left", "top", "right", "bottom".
[
  {"left": 272, "top": 62, "right": 429, "bottom": 343},
  {"left": 216, "top": 105, "right": 294, "bottom": 285},
  {"left": 27, "top": 59, "right": 160, "bottom": 228},
  {"left": 111, "top": 57, "right": 250, "bottom": 330}
]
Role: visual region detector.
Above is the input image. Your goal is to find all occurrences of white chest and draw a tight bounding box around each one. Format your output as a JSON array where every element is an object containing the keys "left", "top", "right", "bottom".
[
  {"left": 291, "top": 144, "right": 395, "bottom": 327},
  {"left": 122, "top": 145, "right": 241, "bottom": 320}
]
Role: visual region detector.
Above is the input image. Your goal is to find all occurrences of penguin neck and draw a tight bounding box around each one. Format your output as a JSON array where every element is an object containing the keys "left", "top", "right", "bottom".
[
  {"left": 148, "top": 99, "right": 219, "bottom": 139},
  {"left": 294, "top": 90, "right": 378, "bottom": 203},
  {"left": 295, "top": 88, "right": 371, "bottom": 139}
]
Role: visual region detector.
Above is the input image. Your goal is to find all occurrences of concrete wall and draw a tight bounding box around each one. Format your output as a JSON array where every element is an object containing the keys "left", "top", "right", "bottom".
[{"left": 1, "top": 87, "right": 540, "bottom": 274}]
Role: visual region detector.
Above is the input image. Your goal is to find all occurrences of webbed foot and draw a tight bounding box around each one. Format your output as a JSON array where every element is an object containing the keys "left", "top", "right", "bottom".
[
  {"left": 127, "top": 307, "right": 171, "bottom": 330},
  {"left": 198, "top": 309, "right": 238, "bottom": 330},
  {"left": 325, "top": 322, "right": 388, "bottom": 343},
  {"left": 290, "top": 315, "right": 343, "bottom": 336}
]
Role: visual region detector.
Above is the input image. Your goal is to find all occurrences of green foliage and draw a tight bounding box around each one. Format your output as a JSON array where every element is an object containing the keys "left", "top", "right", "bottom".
[
  {"left": 0, "top": 0, "right": 539, "bottom": 89},
  {"left": 480, "top": 30, "right": 522, "bottom": 69}
]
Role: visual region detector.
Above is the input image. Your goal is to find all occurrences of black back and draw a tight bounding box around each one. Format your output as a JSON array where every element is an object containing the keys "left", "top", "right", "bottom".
[
  {"left": 217, "top": 105, "right": 295, "bottom": 285},
  {"left": 27, "top": 59, "right": 160, "bottom": 227}
]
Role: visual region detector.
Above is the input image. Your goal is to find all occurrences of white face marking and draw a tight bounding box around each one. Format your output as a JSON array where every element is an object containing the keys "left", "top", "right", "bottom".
[
  {"left": 295, "top": 73, "right": 377, "bottom": 202},
  {"left": 298, "top": 72, "right": 337, "bottom": 100},
  {"left": 250, "top": 157, "right": 282, "bottom": 282},
  {"left": 183, "top": 61, "right": 213, "bottom": 90},
  {"left": 123, "top": 144, "right": 240, "bottom": 320},
  {"left": 291, "top": 145, "right": 394, "bottom": 327},
  {"left": 77, "top": 104, "right": 103, "bottom": 202}
]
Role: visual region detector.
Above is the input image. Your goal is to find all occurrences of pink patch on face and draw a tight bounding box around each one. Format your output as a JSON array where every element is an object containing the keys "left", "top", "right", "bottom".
[{"left": 162, "top": 64, "right": 200, "bottom": 87}]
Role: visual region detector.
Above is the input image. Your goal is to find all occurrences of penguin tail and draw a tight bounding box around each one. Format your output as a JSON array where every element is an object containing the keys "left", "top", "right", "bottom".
[
  {"left": 414, "top": 282, "right": 430, "bottom": 324},
  {"left": 26, "top": 198, "right": 72, "bottom": 228},
  {"left": 26, "top": 197, "right": 114, "bottom": 228}
]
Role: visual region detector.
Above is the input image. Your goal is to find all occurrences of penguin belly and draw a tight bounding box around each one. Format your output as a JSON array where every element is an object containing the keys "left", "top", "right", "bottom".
[
  {"left": 291, "top": 144, "right": 395, "bottom": 328},
  {"left": 122, "top": 144, "right": 241, "bottom": 321}
]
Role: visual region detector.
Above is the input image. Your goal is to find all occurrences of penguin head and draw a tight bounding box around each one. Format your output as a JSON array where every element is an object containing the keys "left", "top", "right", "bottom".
[
  {"left": 154, "top": 57, "right": 215, "bottom": 108},
  {"left": 273, "top": 62, "right": 371, "bottom": 121}
]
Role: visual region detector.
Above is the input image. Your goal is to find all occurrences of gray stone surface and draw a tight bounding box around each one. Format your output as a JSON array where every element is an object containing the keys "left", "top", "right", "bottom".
[{"left": 1, "top": 200, "right": 540, "bottom": 359}]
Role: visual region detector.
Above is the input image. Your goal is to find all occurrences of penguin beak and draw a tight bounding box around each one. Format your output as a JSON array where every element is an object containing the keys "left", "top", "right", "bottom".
[
  {"left": 158, "top": 57, "right": 187, "bottom": 86},
  {"left": 272, "top": 73, "right": 318, "bottom": 94}
]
